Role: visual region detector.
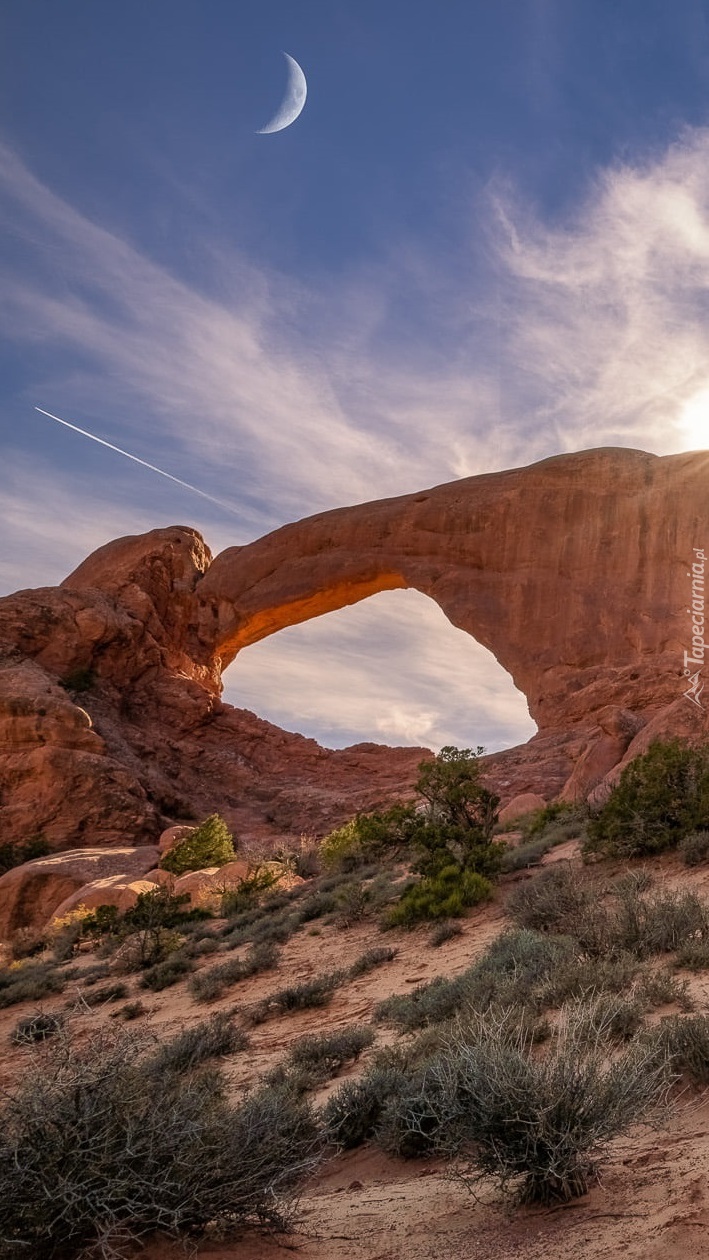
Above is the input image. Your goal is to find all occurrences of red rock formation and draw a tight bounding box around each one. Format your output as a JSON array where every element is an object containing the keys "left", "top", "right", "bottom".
[
  {"left": 0, "top": 447, "right": 707, "bottom": 889},
  {"left": 0, "top": 847, "right": 159, "bottom": 938}
]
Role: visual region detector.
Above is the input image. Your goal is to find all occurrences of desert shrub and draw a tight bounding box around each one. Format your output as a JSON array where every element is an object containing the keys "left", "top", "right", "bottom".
[
  {"left": 320, "top": 805, "right": 418, "bottom": 872},
  {"left": 386, "top": 865, "right": 493, "bottom": 927},
  {"left": 160, "top": 813, "right": 236, "bottom": 875},
  {"left": 272, "top": 833, "right": 321, "bottom": 880},
  {"left": 12, "top": 1012, "right": 64, "bottom": 1045},
  {"left": 0, "top": 834, "right": 50, "bottom": 877},
  {"left": 68, "top": 962, "right": 111, "bottom": 985},
  {"left": 680, "top": 829, "right": 709, "bottom": 866},
  {"left": 675, "top": 937, "right": 709, "bottom": 971},
  {"left": 79, "top": 903, "right": 121, "bottom": 939},
  {"left": 113, "top": 886, "right": 208, "bottom": 969},
  {"left": 187, "top": 934, "right": 220, "bottom": 957},
  {"left": 374, "top": 973, "right": 469, "bottom": 1033},
  {"left": 322, "top": 1066, "right": 409, "bottom": 1150},
  {"left": 505, "top": 863, "right": 596, "bottom": 937},
  {"left": 333, "top": 880, "right": 372, "bottom": 926},
  {"left": 319, "top": 819, "right": 363, "bottom": 870},
  {"left": 612, "top": 884, "right": 708, "bottom": 957},
  {"left": 0, "top": 1030, "right": 322, "bottom": 1257},
  {"left": 218, "top": 865, "right": 279, "bottom": 917},
  {"left": 634, "top": 968, "right": 692, "bottom": 1010},
  {"left": 248, "top": 911, "right": 302, "bottom": 946},
  {"left": 429, "top": 920, "right": 464, "bottom": 947},
  {"left": 646, "top": 1014, "right": 709, "bottom": 1084},
  {"left": 348, "top": 946, "right": 398, "bottom": 977},
  {"left": 286, "top": 1025, "right": 375, "bottom": 1083},
  {"left": 148, "top": 1012, "right": 248, "bottom": 1075},
  {"left": 139, "top": 953, "right": 194, "bottom": 991},
  {"left": 0, "top": 962, "right": 64, "bottom": 1009},
  {"left": 80, "top": 983, "right": 129, "bottom": 1006},
  {"left": 521, "top": 802, "right": 578, "bottom": 837},
  {"left": 583, "top": 739, "right": 709, "bottom": 860},
  {"left": 376, "top": 1064, "right": 450, "bottom": 1158},
  {"left": 112, "top": 1001, "right": 146, "bottom": 1022},
  {"left": 374, "top": 930, "right": 576, "bottom": 1033},
  {"left": 297, "top": 889, "right": 339, "bottom": 922},
  {"left": 540, "top": 950, "right": 640, "bottom": 1006},
  {"left": 189, "top": 940, "right": 280, "bottom": 1002},
  {"left": 566, "top": 994, "right": 645, "bottom": 1046},
  {"left": 500, "top": 836, "right": 552, "bottom": 872},
  {"left": 256, "top": 970, "right": 346, "bottom": 1020},
  {"left": 190, "top": 957, "right": 250, "bottom": 1003},
  {"left": 425, "top": 1012, "right": 672, "bottom": 1205}
]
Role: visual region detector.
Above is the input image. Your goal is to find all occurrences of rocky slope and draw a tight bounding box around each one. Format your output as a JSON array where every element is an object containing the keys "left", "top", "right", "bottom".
[{"left": 1, "top": 446, "right": 707, "bottom": 859}]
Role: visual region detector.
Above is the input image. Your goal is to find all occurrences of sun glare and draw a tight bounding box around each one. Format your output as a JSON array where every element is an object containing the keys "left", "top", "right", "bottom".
[{"left": 678, "top": 389, "right": 709, "bottom": 451}]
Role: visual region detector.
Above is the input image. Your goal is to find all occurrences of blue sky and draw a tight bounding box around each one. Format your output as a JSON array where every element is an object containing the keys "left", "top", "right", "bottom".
[{"left": 3, "top": 1, "right": 709, "bottom": 752}]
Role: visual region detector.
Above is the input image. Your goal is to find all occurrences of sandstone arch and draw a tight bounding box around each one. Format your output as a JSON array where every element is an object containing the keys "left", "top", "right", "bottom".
[
  {"left": 1, "top": 444, "right": 708, "bottom": 867},
  {"left": 196, "top": 446, "right": 709, "bottom": 737}
]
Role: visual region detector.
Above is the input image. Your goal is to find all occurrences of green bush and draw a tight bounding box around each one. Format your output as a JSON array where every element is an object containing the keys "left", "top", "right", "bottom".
[
  {"left": 219, "top": 865, "right": 279, "bottom": 916},
  {"left": 0, "top": 1030, "right": 322, "bottom": 1257},
  {"left": 386, "top": 865, "right": 493, "bottom": 927},
  {"left": 583, "top": 740, "right": 709, "bottom": 860},
  {"left": 319, "top": 804, "right": 418, "bottom": 871},
  {"left": 160, "top": 813, "right": 237, "bottom": 875}
]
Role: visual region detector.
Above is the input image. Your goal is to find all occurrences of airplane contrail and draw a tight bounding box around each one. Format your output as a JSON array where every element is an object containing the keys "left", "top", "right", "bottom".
[{"left": 34, "top": 407, "right": 240, "bottom": 516}]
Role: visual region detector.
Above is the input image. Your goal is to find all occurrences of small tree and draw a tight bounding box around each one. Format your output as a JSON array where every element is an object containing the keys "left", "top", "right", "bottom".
[
  {"left": 160, "top": 814, "right": 236, "bottom": 875},
  {"left": 417, "top": 746, "right": 496, "bottom": 833},
  {"left": 584, "top": 740, "right": 709, "bottom": 860}
]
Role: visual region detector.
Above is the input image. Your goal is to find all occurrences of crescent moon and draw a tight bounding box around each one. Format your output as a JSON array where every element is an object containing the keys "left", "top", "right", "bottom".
[{"left": 257, "top": 52, "right": 307, "bottom": 135}]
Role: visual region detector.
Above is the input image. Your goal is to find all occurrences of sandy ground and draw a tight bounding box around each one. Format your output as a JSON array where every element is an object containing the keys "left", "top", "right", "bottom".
[{"left": 3, "top": 842, "right": 709, "bottom": 1259}]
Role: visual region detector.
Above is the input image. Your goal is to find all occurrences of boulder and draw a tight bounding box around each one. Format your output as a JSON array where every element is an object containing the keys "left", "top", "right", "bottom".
[
  {"left": 498, "top": 793, "right": 547, "bottom": 825},
  {"left": 0, "top": 846, "right": 159, "bottom": 938}
]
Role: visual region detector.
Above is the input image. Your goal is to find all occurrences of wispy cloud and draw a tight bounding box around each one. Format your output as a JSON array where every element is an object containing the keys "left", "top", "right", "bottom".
[
  {"left": 492, "top": 128, "right": 709, "bottom": 452},
  {"left": 3, "top": 129, "right": 709, "bottom": 751}
]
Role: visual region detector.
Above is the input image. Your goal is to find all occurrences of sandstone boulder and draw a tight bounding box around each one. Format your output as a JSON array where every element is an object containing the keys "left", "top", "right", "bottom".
[
  {"left": 498, "top": 793, "right": 547, "bottom": 825},
  {"left": 51, "top": 877, "right": 159, "bottom": 921},
  {"left": 0, "top": 846, "right": 159, "bottom": 937}
]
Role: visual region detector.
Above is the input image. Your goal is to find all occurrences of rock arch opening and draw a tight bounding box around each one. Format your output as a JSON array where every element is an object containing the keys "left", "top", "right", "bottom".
[{"left": 222, "top": 588, "right": 537, "bottom": 752}]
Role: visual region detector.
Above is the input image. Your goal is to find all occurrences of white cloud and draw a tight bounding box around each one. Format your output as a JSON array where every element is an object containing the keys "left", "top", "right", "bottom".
[
  {"left": 224, "top": 590, "right": 536, "bottom": 753},
  {"left": 4, "top": 129, "right": 709, "bottom": 752},
  {"left": 491, "top": 129, "right": 709, "bottom": 453}
]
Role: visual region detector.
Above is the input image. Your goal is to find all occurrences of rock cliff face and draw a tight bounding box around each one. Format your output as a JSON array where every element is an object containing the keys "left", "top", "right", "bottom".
[{"left": 1, "top": 446, "right": 707, "bottom": 858}]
